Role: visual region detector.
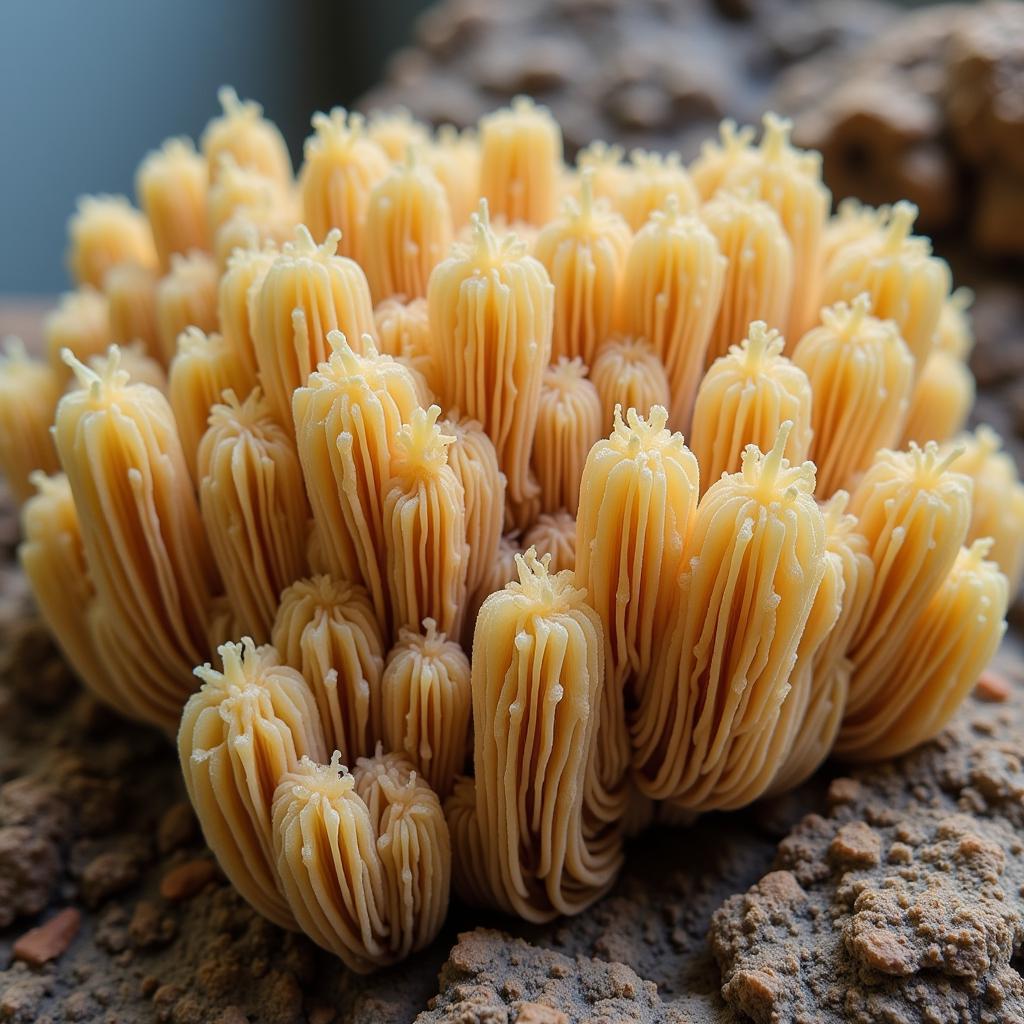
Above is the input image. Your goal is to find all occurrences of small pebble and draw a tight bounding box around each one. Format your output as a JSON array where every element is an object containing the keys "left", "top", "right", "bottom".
[
  {"left": 13, "top": 907, "right": 82, "bottom": 966},
  {"left": 160, "top": 859, "right": 217, "bottom": 902},
  {"left": 974, "top": 669, "right": 1011, "bottom": 703}
]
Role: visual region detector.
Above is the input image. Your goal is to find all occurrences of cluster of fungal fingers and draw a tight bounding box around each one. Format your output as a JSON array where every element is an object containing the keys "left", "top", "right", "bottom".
[{"left": 7, "top": 90, "right": 1024, "bottom": 969}]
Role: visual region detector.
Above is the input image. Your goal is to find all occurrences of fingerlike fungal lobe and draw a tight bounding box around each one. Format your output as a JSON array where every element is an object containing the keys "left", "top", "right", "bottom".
[
  {"left": 206, "top": 155, "right": 294, "bottom": 243},
  {"left": 478, "top": 96, "right": 562, "bottom": 226},
  {"left": 382, "top": 618, "right": 471, "bottom": 799},
  {"left": 589, "top": 336, "right": 671, "bottom": 432},
  {"left": 523, "top": 510, "right": 577, "bottom": 574},
  {"left": 899, "top": 349, "right": 975, "bottom": 448},
  {"left": 792, "top": 295, "right": 914, "bottom": 497},
  {"left": 179, "top": 638, "right": 326, "bottom": 930},
  {"left": 66, "top": 194, "right": 157, "bottom": 288},
  {"left": 532, "top": 358, "right": 603, "bottom": 516},
  {"left": 428, "top": 201, "right": 553, "bottom": 510},
  {"left": 292, "top": 332, "right": 421, "bottom": 628},
  {"left": 691, "top": 322, "right": 813, "bottom": 492},
  {"left": 943, "top": 426, "right": 1024, "bottom": 593},
  {"left": 273, "top": 750, "right": 450, "bottom": 972},
  {"left": 700, "top": 190, "right": 794, "bottom": 367},
  {"left": 45, "top": 289, "right": 111, "bottom": 383},
  {"left": 618, "top": 150, "right": 699, "bottom": 232},
  {"left": 19, "top": 473, "right": 110, "bottom": 703},
  {"left": 632, "top": 423, "right": 826, "bottom": 810},
  {"left": 366, "top": 107, "right": 430, "bottom": 162},
  {"left": 439, "top": 414, "right": 505, "bottom": 601},
  {"left": 364, "top": 152, "right": 453, "bottom": 303},
  {"left": 201, "top": 87, "right": 292, "bottom": 186},
  {"left": 136, "top": 138, "right": 211, "bottom": 270},
  {"left": 216, "top": 241, "right": 279, "bottom": 383},
  {"left": 448, "top": 550, "right": 622, "bottom": 922},
  {"left": 0, "top": 340, "right": 61, "bottom": 503},
  {"left": 168, "top": 327, "right": 252, "bottom": 480},
  {"left": 533, "top": 172, "right": 631, "bottom": 366},
  {"left": 619, "top": 197, "right": 726, "bottom": 430},
  {"left": 689, "top": 120, "right": 756, "bottom": 200},
  {"left": 55, "top": 349, "right": 218, "bottom": 730},
  {"left": 384, "top": 406, "right": 468, "bottom": 638},
  {"left": 252, "top": 226, "right": 376, "bottom": 428},
  {"left": 272, "top": 575, "right": 385, "bottom": 764},
  {"left": 105, "top": 261, "right": 161, "bottom": 354},
  {"left": 299, "top": 109, "right": 390, "bottom": 262},
  {"left": 197, "top": 390, "right": 308, "bottom": 643},
  {"left": 155, "top": 251, "right": 220, "bottom": 364},
  {"left": 837, "top": 539, "right": 1007, "bottom": 761},
  {"left": 821, "top": 201, "right": 952, "bottom": 371},
  {"left": 844, "top": 443, "right": 972, "bottom": 724},
  {"left": 716, "top": 114, "right": 830, "bottom": 341}
]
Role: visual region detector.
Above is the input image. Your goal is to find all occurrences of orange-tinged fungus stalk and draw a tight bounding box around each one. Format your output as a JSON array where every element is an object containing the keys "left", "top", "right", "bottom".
[
  {"left": 155, "top": 250, "right": 220, "bottom": 364},
  {"left": 179, "top": 638, "right": 326, "bottom": 930},
  {"left": 523, "top": 510, "right": 576, "bottom": 574},
  {"left": 374, "top": 296, "right": 436, "bottom": 398},
  {"left": 201, "top": 87, "right": 292, "bottom": 186},
  {"left": 589, "top": 336, "right": 671, "bottom": 432},
  {"left": 899, "top": 349, "right": 974, "bottom": 448},
  {"left": 793, "top": 294, "right": 914, "bottom": 496},
  {"left": 271, "top": 575, "right": 385, "bottom": 764},
  {"left": 66, "top": 194, "right": 157, "bottom": 288},
  {"left": 688, "top": 119, "right": 756, "bottom": 200},
  {"left": 136, "top": 138, "right": 211, "bottom": 271},
  {"left": 299, "top": 108, "right": 390, "bottom": 262},
  {"left": 691, "top": 322, "right": 812, "bottom": 492},
  {"left": 105, "top": 261, "right": 161, "bottom": 354},
  {"left": 617, "top": 149, "right": 699, "bottom": 232},
  {"left": 44, "top": 287, "right": 111, "bottom": 382},
  {"left": 207, "top": 155, "right": 294, "bottom": 238},
  {"left": 217, "top": 241, "right": 279, "bottom": 383},
  {"left": 366, "top": 107, "right": 431, "bottom": 162},
  {"left": 424, "top": 124, "right": 480, "bottom": 230}
]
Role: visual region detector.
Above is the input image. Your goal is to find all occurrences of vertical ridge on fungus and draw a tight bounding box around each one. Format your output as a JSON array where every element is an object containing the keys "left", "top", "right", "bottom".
[
  {"left": 168, "top": 327, "right": 252, "bottom": 480},
  {"left": 179, "top": 638, "right": 326, "bottom": 930},
  {"left": 352, "top": 750, "right": 451, "bottom": 961},
  {"left": 478, "top": 96, "right": 562, "bottom": 226},
  {"left": 105, "top": 261, "right": 161, "bottom": 355},
  {"left": 206, "top": 155, "right": 294, "bottom": 240},
  {"left": 292, "top": 332, "right": 422, "bottom": 628},
  {"left": 464, "top": 533, "right": 522, "bottom": 641},
  {"left": 384, "top": 405, "right": 469, "bottom": 638},
  {"left": 424, "top": 124, "right": 480, "bottom": 230},
  {"left": 700, "top": 190, "right": 794, "bottom": 367},
  {"left": 532, "top": 358, "right": 603, "bottom": 516},
  {"left": 688, "top": 120, "right": 756, "bottom": 200},
  {"left": 618, "top": 150, "right": 699, "bottom": 232},
  {"left": 899, "top": 349, "right": 975, "bottom": 447},
  {"left": 590, "top": 336, "right": 671, "bottom": 432},
  {"left": 844, "top": 442, "right": 972, "bottom": 722},
  {"left": 533, "top": 171, "right": 631, "bottom": 366},
  {"left": 691, "top": 322, "right": 812, "bottom": 492},
  {"left": 201, "top": 86, "right": 292, "bottom": 186},
  {"left": 252, "top": 226, "right": 377, "bottom": 429},
  {"left": 428, "top": 200, "right": 554, "bottom": 510},
  {"left": 792, "top": 294, "right": 914, "bottom": 497},
  {"left": 299, "top": 108, "right": 391, "bottom": 262},
  {"left": 439, "top": 414, "right": 505, "bottom": 600},
  {"left": 155, "top": 251, "right": 220, "bottom": 364},
  {"left": 66, "top": 194, "right": 158, "bottom": 288},
  {"left": 619, "top": 197, "right": 726, "bottom": 430},
  {"left": 44, "top": 287, "right": 111, "bottom": 383},
  {"left": 364, "top": 150, "right": 454, "bottom": 303},
  {"left": 770, "top": 492, "right": 874, "bottom": 791},
  {"left": 19, "top": 473, "right": 111, "bottom": 703},
  {"left": 367, "top": 108, "right": 430, "bottom": 162},
  {"left": 575, "top": 141, "right": 629, "bottom": 209},
  {"left": 55, "top": 348, "right": 219, "bottom": 730},
  {"left": 449, "top": 549, "right": 622, "bottom": 922},
  {"left": 381, "top": 619, "right": 471, "bottom": 799},
  {"left": 198, "top": 389, "right": 309, "bottom": 643},
  {"left": 837, "top": 539, "right": 1007, "bottom": 761},
  {"left": 718, "top": 114, "right": 830, "bottom": 341},
  {"left": 272, "top": 575, "right": 385, "bottom": 764},
  {"left": 217, "top": 241, "right": 279, "bottom": 384},
  {"left": 136, "top": 138, "right": 211, "bottom": 271},
  {"left": 821, "top": 200, "right": 951, "bottom": 372},
  {"left": 0, "top": 339, "right": 61, "bottom": 503},
  {"left": 942, "top": 426, "right": 1024, "bottom": 593},
  {"left": 632, "top": 423, "right": 826, "bottom": 810},
  {"left": 374, "top": 297, "right": 437, "bottom": 399},
  {"left": 523, "top": 510, "right": 576, "bottom": 574}
]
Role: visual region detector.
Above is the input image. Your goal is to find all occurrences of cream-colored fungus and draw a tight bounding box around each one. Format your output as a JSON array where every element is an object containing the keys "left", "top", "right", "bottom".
[
  {"left": 45, "top": 289, "right": 111, "bottom": 383},
  {"left": 105, "top": 261, "right": 161, "bottom": 355},
  {"left": 201, "top": 87, "right": 292, "bottom": 187},
  {"left": 155, "top": 251, "right": 220, "bottom": 365},
  {"left": 589, "top": 336, "right": 671, "bottom": 432},
  {"left": 66, "top": 194, "right": 158, "bottom": 288},
  {"left": 523, "top": 510, "right": 576, "bottom": 574}
]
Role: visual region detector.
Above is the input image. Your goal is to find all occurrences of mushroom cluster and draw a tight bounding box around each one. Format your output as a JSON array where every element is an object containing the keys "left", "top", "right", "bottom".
[{"left": 6, "top": 90, "right": 1023, "bottom": 966}]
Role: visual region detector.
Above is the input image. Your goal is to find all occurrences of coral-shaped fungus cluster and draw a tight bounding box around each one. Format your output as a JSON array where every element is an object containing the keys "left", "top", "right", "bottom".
[{"left": 6, "top": 90, "right": 1023, "bottom": 971}]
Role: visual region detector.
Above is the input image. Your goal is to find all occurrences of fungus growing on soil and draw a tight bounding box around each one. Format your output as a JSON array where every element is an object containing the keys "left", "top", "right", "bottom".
[{"left": 7, "top": 95, "right": 1017, "bottom": 974}]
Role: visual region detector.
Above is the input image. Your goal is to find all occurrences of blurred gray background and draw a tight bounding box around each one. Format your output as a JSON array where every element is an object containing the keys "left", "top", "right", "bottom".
[{"left": 0, "top": 0, "right": 432, "bottom": 295}]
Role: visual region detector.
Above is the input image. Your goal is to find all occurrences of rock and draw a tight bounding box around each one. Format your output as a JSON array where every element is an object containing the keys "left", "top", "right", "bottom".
[
  {"left": 129, "top": 900, "right": 177, "bottom": 949},
  {"left": 12, "top": 908, "right": 82, "bottom": 966},
  {"left": 975, "top": 670, "right": 1012, "bottom": 703},
  {"left": 160, "top": 859, "right": 218, "bottom": 902},
  {"left": 157, "top": 802, "right": 197, "bottom": 854},
  {"left": 80, "top": 848, "right": 142, "bottom": 907},
  {"left": 0, "top": 825, "right": 61, "bottom": 926}
]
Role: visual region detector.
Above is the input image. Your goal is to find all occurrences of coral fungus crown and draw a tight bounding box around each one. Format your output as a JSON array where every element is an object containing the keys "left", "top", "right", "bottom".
[
  {"left": 506, "top": 546, "right": 585, "bottom": 612},
  {"left": 544, "top": 357, "right": 590, "bottom": 396},
  {"left": 60, "top": 346, "right": 132, "bottom": 403},
  {"left": 284, "top": 751, "right": 357, "bottom": 804},
  {"left": 283, "top": 224, "right": 343, "bottom": 263},
  {"left": 391, "top": 405, "right": 456, "bottom": 477},
  {"left": 731, "top": 321, "right": 785, "bottom": 371},
  {"left": 737, "top": 420, "right": 817, "bottom": 503},
  {"left": 899, "top": 440, "right": 967, "bottom": 491},
  {"left": 216, "top": 86, "right": 263, "bottom": 123},
  {"left": 205, "top": 387, "right": 278, "bottom": 442},
  {"left": 460, "top": 199, "right": 528, "bottom": 268},
  {"left": 882, "top": 200, "right": 926, "bottom": 255},
  {"left": 757, "top": 112, "right": 821, "bottom": 178},
  {"left": 305, "top": 107, "right": 369, "bottom": 158},
  {"left": 193, "top": 636, "right": 281, "bottom": 695},
  {"left": 609, "top": 404, "right": 686, "bottom": 462}
]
